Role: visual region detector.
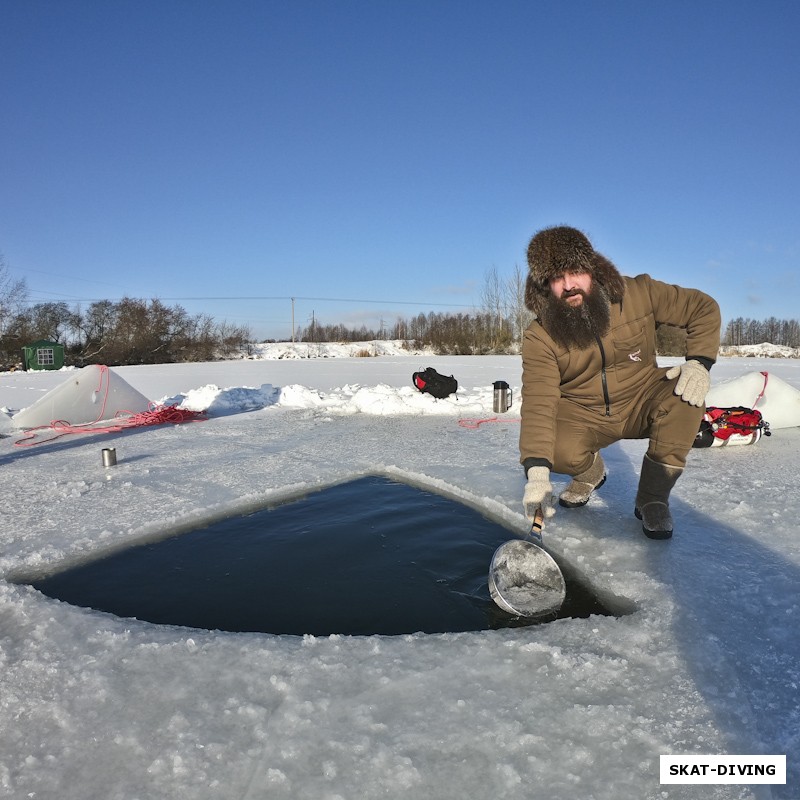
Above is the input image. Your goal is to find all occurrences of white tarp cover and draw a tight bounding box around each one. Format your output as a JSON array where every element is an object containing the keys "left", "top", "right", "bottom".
[
  {"left": 705, "top": 370, "right": 800, "bottom": 429},
  {"left": 11, "top": 364, "right": 152, "bottom": 430}
]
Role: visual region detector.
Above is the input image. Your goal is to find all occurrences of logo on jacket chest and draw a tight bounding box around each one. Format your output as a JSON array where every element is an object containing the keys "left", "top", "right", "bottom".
[{"left": 628, "top": 349, "right": 642, "bottom": 362}]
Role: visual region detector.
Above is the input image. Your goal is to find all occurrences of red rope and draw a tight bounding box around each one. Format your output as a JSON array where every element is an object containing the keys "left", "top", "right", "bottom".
[
  {"left": 14, "top": 404, "right": 207, "bottom": 447},
  {"left": 752, "top": 371, "right": 769, "bottom": 408},
  {"left": 458, "top": 417, "right": 520, "bottom": 429}
]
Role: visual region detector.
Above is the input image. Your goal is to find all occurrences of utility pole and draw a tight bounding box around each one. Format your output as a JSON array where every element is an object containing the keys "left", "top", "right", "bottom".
[{"left": 291, "top": 297, "right": 295, "bottom": 343}]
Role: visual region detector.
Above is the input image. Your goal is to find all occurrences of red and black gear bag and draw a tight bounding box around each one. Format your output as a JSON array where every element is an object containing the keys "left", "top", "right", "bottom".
[
  {"left": 693, "top": 406, "right": 770, "bottom": 448},
  {"left": 412, "top": 367, "right": 458, "bottom": 399}
]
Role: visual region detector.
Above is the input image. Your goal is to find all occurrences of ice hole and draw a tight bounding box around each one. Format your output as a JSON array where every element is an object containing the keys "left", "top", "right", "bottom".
[{"left": 24, "top": 476, "right": 627, "bottom": 636}]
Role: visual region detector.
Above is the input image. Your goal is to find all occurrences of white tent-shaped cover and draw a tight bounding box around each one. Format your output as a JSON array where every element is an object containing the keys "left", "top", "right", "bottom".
[
  {"left": 705, "top": 370, "right": 800, "bottom": 430},
  {"left": 11, "top": 364, "right": 152, "bottom": 430}
]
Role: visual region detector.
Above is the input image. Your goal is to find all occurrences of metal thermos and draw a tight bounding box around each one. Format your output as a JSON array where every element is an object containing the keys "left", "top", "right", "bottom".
[
  {"left": 102, "top": 447, "right": 117, "bottom": 467},
  {"left": 492, "top": 381, "right": 512, "bottom": 413}
]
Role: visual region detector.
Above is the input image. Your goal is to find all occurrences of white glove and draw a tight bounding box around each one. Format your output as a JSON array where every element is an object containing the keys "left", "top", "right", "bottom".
[
  {"left": 666, "top": 360, "right": 710, "bottom": 407},
  {"left": 523, "top": 466, "right": 556, "bottom": 522}
]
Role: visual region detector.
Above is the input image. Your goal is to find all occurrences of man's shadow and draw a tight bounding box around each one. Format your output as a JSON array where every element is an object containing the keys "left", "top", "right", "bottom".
[{"left": 554, "top": 439, "right": 798, "bottom": 798}]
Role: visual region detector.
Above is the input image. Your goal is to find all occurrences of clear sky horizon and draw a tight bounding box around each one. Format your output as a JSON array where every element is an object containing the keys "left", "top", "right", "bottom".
[{"left": 2, "top": 0, "right": 798, "bottom": 341}]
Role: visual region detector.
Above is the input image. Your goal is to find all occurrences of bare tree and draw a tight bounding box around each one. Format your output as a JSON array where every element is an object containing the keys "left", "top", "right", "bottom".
[
  {"left": 23, "top": 302, "right": 78, "bottom": 343},
  {"left": 505, "top": 263, "right": 533, "bottom": 347},
  {"left": 480, "top": 265, "right": 507, "bottom": 350},
  {"left": 0, "top": 254, "right": 28, "bottom": 338}
]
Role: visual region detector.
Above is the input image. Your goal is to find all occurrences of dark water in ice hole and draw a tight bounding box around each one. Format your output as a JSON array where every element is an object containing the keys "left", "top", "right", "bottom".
[{"left": 29, "top": 476, "right": 616, "bottom": 636}]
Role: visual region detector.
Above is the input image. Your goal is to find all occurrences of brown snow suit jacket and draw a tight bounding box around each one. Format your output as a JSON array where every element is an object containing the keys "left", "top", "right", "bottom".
[{"left": 520, "top": 274, "right": 721, "bottom": 476}]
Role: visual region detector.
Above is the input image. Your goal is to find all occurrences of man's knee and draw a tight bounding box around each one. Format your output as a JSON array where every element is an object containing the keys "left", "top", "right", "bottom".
[
  {"left": 552, "top": 442, "right": 598, "bottom": 477},
  {"left": 647, "top": 393, "right": 704, "bottom": 467},
  {"left": 552, "top": 400, "right": 606, "bottom": 476}
]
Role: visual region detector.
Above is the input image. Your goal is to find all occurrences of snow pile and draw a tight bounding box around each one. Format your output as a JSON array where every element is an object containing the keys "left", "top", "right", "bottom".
[
  {"left": 171, "top": 380, "right": 488, "bottom": 417},
  {"left": 246, "top": 339, "right": 433, "bottom": 359},
  {"left": 719, "top": 342, "right": 800, "bottom": 358}
]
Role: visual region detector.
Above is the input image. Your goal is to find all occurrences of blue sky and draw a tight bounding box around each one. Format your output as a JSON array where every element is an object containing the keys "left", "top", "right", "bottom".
[{"left": 2, "top": 0, "right": 798, "bottom": 341}]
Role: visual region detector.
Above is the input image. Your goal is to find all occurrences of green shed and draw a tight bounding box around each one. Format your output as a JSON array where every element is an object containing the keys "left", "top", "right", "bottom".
[{"left": 22, "top": 340, "right": 65, "bottom": 371}]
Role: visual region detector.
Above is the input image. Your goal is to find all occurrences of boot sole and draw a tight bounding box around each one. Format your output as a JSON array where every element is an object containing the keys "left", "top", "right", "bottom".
[
  {"left": 634, "top": 507, "right": 673, "bottom": 540},
  {"left": 558, "top": 474, "right": 607, "bottom": 508}
]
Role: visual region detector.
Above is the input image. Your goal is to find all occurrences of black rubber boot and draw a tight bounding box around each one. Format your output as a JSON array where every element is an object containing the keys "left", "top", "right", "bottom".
[{"left": 634, "top": 455, "right": 683, "bottom": 540}]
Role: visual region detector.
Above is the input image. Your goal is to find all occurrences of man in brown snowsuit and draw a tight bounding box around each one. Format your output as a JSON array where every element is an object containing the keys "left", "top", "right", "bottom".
[{"left": 520, "top": 226, "right": 721, "bottom": 538}]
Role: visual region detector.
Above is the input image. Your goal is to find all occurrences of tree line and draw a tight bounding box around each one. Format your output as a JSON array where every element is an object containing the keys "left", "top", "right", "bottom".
[
  {"left": 296, "top": 310, "right": 520, "bottom": 355},
  {"left": 1, "top": 288, "right": 250, "bottom": 374},
  {"left": 722, "top": 317, "right": 800, "bottom": 348},
  {"left": 295, "top": 265, "right": 533, "bottom": 354}
]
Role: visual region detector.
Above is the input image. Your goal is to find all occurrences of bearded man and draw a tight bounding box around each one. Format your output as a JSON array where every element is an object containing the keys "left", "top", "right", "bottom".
[{"left": 520, "top": 226, "right": 721, "bottom": 539}]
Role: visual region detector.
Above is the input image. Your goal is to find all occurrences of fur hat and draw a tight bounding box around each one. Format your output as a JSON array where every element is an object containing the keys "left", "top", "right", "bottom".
[{"left": 524, "top": 226, "right": 626, "bottom": 314}]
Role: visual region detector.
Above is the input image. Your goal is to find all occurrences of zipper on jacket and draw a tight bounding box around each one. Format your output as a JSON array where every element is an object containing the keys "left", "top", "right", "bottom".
[{"left": 595, "top": 336, "right": 611, "bottom": 416}]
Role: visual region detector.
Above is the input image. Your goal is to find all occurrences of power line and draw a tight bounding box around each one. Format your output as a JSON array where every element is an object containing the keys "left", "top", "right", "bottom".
[{"left": 22, "top": 294, "right": 477, "bottom": 309}]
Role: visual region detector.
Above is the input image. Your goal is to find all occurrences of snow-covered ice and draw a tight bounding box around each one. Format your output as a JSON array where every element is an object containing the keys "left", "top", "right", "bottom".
[{"left": 1, "top": 346, "right": 798, "bottom": 799}]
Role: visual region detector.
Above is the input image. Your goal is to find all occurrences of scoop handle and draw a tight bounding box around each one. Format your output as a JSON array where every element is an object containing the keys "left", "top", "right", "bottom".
[{"left": 528, "top": 508, "right": 545, "bottom": 544}]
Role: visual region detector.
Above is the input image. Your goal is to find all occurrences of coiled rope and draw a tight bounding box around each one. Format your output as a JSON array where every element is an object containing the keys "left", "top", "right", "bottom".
[{"left": 14, "top": 404, "right": 208, "bottom": 447}]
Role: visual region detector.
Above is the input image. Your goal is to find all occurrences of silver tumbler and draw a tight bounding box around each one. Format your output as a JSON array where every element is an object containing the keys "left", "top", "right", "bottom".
[{"left": 102, "top": 447, "right": 117, "bottom": 467}]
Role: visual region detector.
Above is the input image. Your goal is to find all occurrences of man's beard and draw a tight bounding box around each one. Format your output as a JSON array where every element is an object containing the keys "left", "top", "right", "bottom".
[{"left": 539, "top": 283, "right": 611, "bottom": 350}]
